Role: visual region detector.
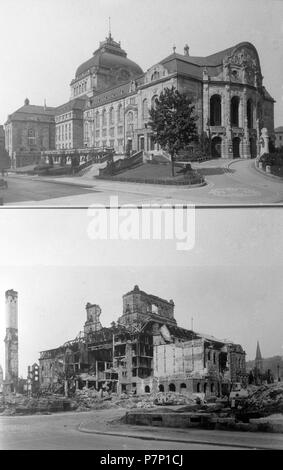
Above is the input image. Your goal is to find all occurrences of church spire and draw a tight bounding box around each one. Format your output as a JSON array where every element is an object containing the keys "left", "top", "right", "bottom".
[
  {"left": 255, "top": 340, "right": 263, "bottom": 373},
  {"left": 255, "top": 340, "right": 262, "bottom": 360}
]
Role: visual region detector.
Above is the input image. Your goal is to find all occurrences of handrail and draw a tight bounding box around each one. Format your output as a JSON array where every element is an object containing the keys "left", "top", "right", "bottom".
[{"left": 99, "top": 150, "right": 143, "bottom": 176}]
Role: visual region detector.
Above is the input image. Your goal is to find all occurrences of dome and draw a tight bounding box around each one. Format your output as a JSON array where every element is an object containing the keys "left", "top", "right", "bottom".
[{"left": 75, "top": 34, "right": 143, "bottom": 79}]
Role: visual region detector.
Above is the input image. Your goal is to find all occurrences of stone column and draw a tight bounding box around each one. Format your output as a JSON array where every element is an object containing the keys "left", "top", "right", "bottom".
[
  {"left": 242, "top": 88, "right": 251, "bottom": 159},
  {"left": 202, "top": 81, "right": 209, "bottom": 133},
  {"left": 223, "top": 85, "right": 232, "bottom": 158}
]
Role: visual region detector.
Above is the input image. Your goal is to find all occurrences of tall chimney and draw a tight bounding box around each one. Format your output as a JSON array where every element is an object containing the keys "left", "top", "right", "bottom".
[{"left": 4, "top": 289, "right": 18, "bottom": 392}]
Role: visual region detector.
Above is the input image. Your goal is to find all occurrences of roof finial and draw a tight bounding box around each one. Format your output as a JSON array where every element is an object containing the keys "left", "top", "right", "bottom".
[
  {"left": 173, "top": 44, "right": 176, "bottom": 54},
  {"left": 108, "top": 16, "right": 112, "bottom": 39},
  {"left": 184, "top": 44, "right": 190, "bottom": 56}
]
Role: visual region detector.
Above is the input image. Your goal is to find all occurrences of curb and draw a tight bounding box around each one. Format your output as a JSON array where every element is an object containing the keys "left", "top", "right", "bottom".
[
  {"left": 253, "top": 162, "right": 283, "bottom": 182},
  {"left": 77, "top": 423, "right": 275, "bottom": 450},
  {"left": 95, "top": 177, "right": 207, "bottom": 188}
]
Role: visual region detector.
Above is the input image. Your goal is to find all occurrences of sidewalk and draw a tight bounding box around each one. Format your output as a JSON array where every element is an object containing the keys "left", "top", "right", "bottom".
[{"left": 78, "top": 409, "right": 283, "bottom": 450}]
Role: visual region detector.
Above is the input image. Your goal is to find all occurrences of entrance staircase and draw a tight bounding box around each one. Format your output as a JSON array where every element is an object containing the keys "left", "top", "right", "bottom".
[{"left": 143, "top": 150, "right": 171, "bottom": 164}]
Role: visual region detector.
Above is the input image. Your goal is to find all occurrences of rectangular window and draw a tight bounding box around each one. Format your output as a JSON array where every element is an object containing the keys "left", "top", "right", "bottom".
[
  {"left": 28, "top": 128, "right": 36, "bottom": 146},
  {"left": 130, "top": 97, "right": 136, "bottom": 105}
]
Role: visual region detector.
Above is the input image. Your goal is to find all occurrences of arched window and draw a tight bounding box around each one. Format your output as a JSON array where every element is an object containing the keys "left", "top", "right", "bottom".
[
  {"left": 247, "top": 99, "right": 253, "bottom": 129},
  {"left": 211, "top": 383, "right": 215, "bottom": 393},
  {"left": 151, "top": 95, "right": 158, "bottom": 109},
  {"left": 169, "top": 383, "right": 176, "bottom": 392},
  {"left": 102, "top": 109, "right": 107, "bottom": 127},
  {"left": 231, "top": 96, "right": 240, "bottom": 127},
  {"left": 197, "top": 383, "right": 201, "bottom": 393},
  {"left": 151, "top": 71, "right": 160, "bottom": 81},
  {"left": 210, "top": 94, "right": 222, "bottom": 126},
  {"left": 159, "top": 384, "right": 164, "bottom": 392},
  {"left": 127, "top": 111, "right": 134, "bottom": 132},
  {"left": 109, "top": 107, "right": 114, "bottom": 125},
  {"left": 145, "top": 385, "right": 150, "bottom": 393},
  {"left": 180, "top": 383, "right": 187, "bottom": 391},
  {"left": 142, "top": 98, "right": 148, "bottom": 120},
  {"left": 117, "top": 104, "right": 122, "bottom": 123}
]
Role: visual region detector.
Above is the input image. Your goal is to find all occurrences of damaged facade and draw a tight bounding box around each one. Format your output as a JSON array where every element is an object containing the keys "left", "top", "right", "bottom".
[{"left": 39, "top": 286, "right": 246, "bottom": 396}]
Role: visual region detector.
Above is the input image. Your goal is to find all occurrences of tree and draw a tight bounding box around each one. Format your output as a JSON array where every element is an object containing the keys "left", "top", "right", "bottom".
[{"left": 148, "top": 86, "right": 199, "bottom": 176}]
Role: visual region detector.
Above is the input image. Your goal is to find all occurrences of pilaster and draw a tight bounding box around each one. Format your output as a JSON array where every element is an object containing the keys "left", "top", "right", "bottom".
[{"left": 242, "top": 87, "right": 251, "bottom": 159}]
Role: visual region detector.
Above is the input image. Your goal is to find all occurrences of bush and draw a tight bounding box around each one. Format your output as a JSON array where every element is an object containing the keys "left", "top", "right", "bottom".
[
  {"left": 259, "top": 152, "right": 283, "bottom": 167},
  {"left": 258, "top": 152, "right": 283, "bottom": 176}
]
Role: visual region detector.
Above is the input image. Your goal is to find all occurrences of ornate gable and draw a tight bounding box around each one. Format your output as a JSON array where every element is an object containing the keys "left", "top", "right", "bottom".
[{"left": 223, "top": 44, "right": 262, "bottom": 87}]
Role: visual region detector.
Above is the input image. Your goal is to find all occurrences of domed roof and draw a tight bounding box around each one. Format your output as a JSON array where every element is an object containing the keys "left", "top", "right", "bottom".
[{"left": 75, "top": 34, "right": 143, "bottom": 79}]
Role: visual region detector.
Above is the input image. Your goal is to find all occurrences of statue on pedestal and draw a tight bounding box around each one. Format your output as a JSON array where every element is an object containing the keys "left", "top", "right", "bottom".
[{"left": 259, "top": 127, "right": 269, "bottom": 157}]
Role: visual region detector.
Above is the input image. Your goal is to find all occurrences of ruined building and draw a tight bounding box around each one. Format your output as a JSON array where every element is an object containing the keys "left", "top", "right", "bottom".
[
  {"left": 4, "top": 289, "right": 19, "bottom": 392},
  {"left": 39, "top": 286, "right": 246, "bottom": 396}
]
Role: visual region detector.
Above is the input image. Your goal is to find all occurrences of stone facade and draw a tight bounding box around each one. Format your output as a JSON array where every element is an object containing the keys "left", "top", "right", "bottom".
[
  {"left": 4, "top": 99, "right": 56, "bottom": 167},
  {"left": 39, "top": 286, "right": 246, "bottom": 397},
  {"left": 275, "top": 126, "right": 283, "bottom": 149},
  {"left": 0, "top": 125, "right": 10, "bottom": 170},
  {"left": 80, "top": 40, "right": 275, "bottom": 159},
  {"left": 55, "top": 97, "right": 87, "bottom": 151},
  {"left": 4, "top": 36, "right": 275, "bottom": 166}
]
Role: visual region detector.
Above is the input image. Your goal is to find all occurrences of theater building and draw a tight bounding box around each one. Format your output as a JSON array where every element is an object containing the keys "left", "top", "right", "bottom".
[
  {"left": 5, "top": 34, "right": 275, "bottom": 165},
  {"left": 39, "top": 285, "right": 247, "bottom": 397}
]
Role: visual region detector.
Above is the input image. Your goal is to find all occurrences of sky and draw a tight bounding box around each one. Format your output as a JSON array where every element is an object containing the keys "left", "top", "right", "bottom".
[
  {"left": 0, "top": 0, "right": 283, "bottom": 126},
  {"left": 0, "top": 207, "right": 282, "bottom": 376}
]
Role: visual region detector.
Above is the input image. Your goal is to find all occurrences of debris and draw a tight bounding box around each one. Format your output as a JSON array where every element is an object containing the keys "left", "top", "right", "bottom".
[{"left": 244, "top": 382, "right": 283, "bottom": 415}]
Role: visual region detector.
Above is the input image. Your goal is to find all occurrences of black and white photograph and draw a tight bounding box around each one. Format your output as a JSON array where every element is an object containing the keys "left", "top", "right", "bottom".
[{"left": 0, "top": 0, "right": 283, "bottom": 456}]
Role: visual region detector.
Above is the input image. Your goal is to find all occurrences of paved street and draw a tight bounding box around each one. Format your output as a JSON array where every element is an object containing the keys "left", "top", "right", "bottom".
[
  {"left": 0, "top": 176, "right": 98, "bottom": 205},
  {"left": 2, "top": 159, "right": 283, "bottom": 206},
  {"left": 1, "top": 409, "right": 283, "bottom": 450}
]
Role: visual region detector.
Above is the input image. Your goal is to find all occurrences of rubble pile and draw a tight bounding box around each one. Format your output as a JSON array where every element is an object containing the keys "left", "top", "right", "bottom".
[
  {"left": 154, "top": 392, "right": 196, "bottom": 406},
  {"left": 112, "top": 392, "right": 196, "bottom": 410},
  {"left": 0, "top": 393, "right": 76, "bottom": 415},
  {"left": 244, "top": 382, "right": 283, "bottom": 415},
  {"left": 73, "top": 388, "right": 119, "bottom": 411}
]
